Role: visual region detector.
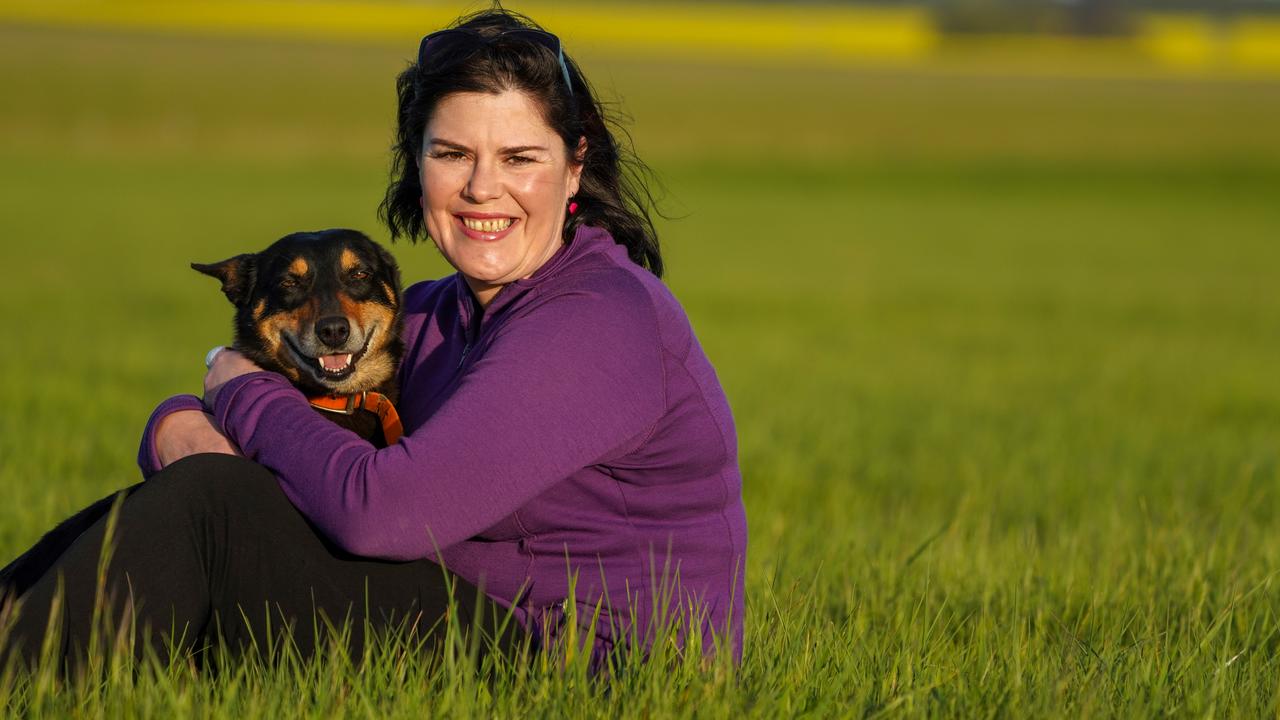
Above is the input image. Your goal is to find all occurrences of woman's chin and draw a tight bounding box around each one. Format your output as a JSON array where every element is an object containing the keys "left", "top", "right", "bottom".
[
  {"left": 443, "top": 249, "right": 510, "bottom": 283},
  {"left": 456, "top": 263, "right": 518, "bottom": 295},
  {"left": 459, "top": 264, "right": 510, "bottom": 284}
]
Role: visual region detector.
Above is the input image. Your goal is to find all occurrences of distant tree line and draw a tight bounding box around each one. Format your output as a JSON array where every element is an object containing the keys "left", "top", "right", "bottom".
[
  {"left": 671, "top": 0, "right": 1279, "bottom": 35},
  {"left": 930, "top": 0, "right": 1276, "bottom": 36},
  {"left": 755, "top": 0, "right": 1280, "bottom": 8},
  {"left": 933, "top": 0, "right": 1131, "bottom": 36}
]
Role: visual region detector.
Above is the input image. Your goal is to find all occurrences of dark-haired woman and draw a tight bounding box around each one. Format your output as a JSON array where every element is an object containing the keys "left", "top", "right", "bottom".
[{"left": 0, "top": 10, "right": 746, "bottom": 670}]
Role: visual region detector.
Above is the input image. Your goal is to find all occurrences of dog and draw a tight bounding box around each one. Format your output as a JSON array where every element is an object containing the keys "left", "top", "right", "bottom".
[{"left": 193, "top": 228, "right": 404, "bottom": 447}]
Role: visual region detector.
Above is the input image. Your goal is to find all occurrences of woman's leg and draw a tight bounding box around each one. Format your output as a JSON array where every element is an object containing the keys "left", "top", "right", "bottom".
[
  {"left": 1, "top": 453, "right": 520, "bottom": 671},
  {"left": 0, "top": 484, "right": 143, "bottom": 602}
]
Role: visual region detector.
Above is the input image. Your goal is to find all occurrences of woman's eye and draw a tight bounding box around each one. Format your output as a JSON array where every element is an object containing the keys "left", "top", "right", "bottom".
[
  {"left": 507, "top": 155, "right": 535, "bottom": 165},
  {"left": 430, "top": 151, "right": 467, "bottom": 161}
]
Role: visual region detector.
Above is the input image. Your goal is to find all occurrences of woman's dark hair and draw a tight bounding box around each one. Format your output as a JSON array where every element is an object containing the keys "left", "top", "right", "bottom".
[{"left": 379, "top": 7, "right": 664, "bottom": 277}]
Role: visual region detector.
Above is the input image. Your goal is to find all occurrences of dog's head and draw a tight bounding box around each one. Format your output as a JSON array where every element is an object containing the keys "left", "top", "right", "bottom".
[{"left": 194, "top": 229, "right": 403, "bottom": 396}]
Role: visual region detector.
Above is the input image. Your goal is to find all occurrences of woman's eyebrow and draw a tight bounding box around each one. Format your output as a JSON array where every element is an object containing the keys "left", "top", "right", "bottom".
[
  {"left": 427, "top": 138, "right": 548, "bottom": 154},
  {"left": 427, "top": 138, "right": 470, "bottom": 151},
  {"left": 500, "top": 145, "right": 549, "bottom": 154}
]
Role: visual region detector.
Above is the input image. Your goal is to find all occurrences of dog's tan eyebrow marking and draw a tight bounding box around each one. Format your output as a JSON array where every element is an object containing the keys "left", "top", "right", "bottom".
[
  {"left": 340, "top": 249, "right": 360, "bottom": 272},
  {"left": 288, "top": 257, "right": 309, "bottom": 276}
]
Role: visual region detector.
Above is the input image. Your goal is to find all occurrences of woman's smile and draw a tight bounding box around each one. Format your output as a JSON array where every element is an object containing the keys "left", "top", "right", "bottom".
[{"left": 455, "top": 212, "right": 520, "bottom": 240}]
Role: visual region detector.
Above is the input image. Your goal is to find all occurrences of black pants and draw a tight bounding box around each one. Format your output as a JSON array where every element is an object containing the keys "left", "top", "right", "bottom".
[{"left": 0, "top": 454, "right": 518, "bottom": 671}]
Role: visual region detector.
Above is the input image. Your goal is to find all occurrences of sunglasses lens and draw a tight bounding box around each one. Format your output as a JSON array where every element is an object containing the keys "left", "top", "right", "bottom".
[{"left": 418, "top": 29, "right": 464, "bottom": 66}]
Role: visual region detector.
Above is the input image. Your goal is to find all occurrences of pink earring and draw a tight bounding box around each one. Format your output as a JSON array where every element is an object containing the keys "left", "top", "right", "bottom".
[{"left": 568, "top": 201, "right": 579, "bottom": 215}]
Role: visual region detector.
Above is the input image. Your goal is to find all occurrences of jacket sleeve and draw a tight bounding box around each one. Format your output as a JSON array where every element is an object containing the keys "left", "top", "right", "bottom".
[
  {"left": 212, "top": 285, "right": 667, "bottom": 560},
  {"left": 136, "top": 394, "right": 208, "bottom": 478}
]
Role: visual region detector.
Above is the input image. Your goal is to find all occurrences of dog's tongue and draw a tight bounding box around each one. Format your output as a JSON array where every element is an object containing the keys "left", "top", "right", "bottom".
[{"left": 320, "top": 353, "right": 352, "bottom": 371}]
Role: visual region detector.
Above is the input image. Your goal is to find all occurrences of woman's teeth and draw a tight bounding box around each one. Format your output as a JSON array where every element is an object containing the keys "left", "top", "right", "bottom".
[{"left": 462, "top": 217, "right": 514, "bottom": 233}]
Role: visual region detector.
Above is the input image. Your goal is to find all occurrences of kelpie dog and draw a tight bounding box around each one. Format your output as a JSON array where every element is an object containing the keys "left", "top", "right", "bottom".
[
  {"left": 0, "top": 229, "right": 404, "bottom": 602},
  {"left": 193, "top": 228, "right": 405, "bottom": 447}
]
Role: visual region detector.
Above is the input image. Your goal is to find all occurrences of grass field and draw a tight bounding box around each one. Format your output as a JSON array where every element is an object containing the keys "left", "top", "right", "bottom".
[{"left": 2, "top": 16, "right": 1280, "bottom": 718}]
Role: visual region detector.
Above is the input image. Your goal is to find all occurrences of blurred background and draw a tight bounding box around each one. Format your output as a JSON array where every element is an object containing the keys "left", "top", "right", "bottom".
[{"left": 1, "top": 2, "right": 1279, "bottom": 700}]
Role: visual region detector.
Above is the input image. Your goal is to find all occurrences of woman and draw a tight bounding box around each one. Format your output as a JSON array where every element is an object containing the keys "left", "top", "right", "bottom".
[{"left": 0, "top": 9, "right": 746, "bottom": 670}]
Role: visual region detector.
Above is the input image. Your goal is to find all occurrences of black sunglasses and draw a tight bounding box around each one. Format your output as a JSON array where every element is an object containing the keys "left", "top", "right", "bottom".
[{"left": 417, "top": 28, "right": 574, "bottom": 97}]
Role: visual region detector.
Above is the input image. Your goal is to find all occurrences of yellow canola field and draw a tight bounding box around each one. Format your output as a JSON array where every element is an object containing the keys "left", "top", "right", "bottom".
[
  {"left": 1141, "top": 13, "right": 1280, "bottom": 71},
  {"left": 1, "top": 1, "right": 1278, "bottom": 76},
  {"left": 0, "top": 1, "right": 935, "bottom": 61}
]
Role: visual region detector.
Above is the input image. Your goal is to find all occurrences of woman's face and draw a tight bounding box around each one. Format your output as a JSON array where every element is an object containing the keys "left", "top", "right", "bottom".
[{"left": 419, "top": 90, "right": 583, "bottom": 306}]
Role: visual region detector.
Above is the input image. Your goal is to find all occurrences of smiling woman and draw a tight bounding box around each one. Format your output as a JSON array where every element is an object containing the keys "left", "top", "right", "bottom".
[
  {"left": 419, "top": 90, "right": 584, "bottom": 306},
  {"left": 0, "top": 7, "right": 746, "bottom": 674}
]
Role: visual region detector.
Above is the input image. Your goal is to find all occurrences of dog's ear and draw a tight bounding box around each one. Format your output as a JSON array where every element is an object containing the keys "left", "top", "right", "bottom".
[{"left": 192, "top": 254, "right": 257, "bottom": 306}]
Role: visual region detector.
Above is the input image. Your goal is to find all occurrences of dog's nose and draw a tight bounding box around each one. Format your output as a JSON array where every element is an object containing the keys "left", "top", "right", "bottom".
[{"left": 316, "top": 316, "right": 351, "bottom": 348}]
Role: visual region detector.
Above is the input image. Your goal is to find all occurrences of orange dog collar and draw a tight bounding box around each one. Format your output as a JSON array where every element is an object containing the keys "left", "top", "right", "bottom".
[{"left": 308, "top": 391, "right": 403, "bottom": 445}]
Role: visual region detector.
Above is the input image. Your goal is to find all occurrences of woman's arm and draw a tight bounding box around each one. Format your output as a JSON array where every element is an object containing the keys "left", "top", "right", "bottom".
[
  {"left": 210, "top": 284, "right": 666, "bottom": 560},
  {"left": 137, "top": 395, "right": 239, "bottom": 477}
]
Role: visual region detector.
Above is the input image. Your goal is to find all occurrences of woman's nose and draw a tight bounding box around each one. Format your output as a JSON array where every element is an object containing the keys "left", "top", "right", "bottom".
[{"left": 463, "top": 161, "right": 503, "bottom": 202}]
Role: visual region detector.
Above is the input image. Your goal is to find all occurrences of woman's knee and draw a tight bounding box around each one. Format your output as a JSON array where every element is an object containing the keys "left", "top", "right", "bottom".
[
  {"left": 159, "top": 453, "right": 270, "bottom": 481},
  {"left": 143, "top": 454, "right": 285, "bottom": 519}
]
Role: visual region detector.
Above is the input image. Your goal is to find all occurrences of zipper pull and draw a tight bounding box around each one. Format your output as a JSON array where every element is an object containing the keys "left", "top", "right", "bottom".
[{"left": 457, "top": 342, "right": 470, "bottom": 369}]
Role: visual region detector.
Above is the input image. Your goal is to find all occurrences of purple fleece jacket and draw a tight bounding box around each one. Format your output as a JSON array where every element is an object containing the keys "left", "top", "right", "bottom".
[{"left": 139, "top": 225, "right": 747, "bottom": 658}]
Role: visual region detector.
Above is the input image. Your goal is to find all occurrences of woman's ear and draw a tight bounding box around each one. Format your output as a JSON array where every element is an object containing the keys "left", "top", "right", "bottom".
[{"left": 569, "top": 136, "right": 587, "bottom": 196}]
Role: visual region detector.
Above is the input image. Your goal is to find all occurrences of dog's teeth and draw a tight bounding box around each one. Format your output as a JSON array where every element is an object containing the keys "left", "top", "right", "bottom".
[{"left": 318, "top": 353, "right": 353, "bottom": 373}]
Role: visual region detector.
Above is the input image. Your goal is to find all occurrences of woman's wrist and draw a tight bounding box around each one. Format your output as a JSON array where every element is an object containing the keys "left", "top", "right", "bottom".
[
  {"left": 138, "top": 394, "right": 205, "bottom": 476},
  {"left": 154, "top": 409, "right": 241, "bottom": 468}
]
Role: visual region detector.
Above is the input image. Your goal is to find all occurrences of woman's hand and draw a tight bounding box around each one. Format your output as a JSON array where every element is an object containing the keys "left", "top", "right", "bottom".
[
  {"left": 154, "top": 410, "right": 241, "bottom": 467},
  {"left": 150, "top": 348, "right": 262, "bottom": 469},
  {"left": 203, "top": 348, "right": 265, "bottom": 408}
]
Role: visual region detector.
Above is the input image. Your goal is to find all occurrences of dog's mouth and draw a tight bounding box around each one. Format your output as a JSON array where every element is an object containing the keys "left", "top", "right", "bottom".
[{"left": 283, "top": 327, "right": 375, "bottom": 384}]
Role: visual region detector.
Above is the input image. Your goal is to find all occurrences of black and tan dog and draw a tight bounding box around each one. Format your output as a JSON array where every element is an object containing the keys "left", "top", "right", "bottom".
[{"left": 194, "top": 228, "right": 404, "bottom": 447}]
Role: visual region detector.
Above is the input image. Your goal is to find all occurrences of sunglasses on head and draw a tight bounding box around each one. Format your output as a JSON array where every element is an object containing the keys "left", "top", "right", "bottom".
[{"left": 417, "top": 28, "right": 574, "bottom": 97}]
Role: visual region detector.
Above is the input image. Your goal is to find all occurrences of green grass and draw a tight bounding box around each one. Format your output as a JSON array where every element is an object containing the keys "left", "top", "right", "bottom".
[{"left": 2, "top": 20, "right": 1280, "bottom": 717}]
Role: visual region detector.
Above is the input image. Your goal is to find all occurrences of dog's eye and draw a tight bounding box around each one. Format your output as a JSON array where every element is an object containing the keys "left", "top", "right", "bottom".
[
  {"left": 350, "top": 270, "right": 370, "bottom": 281},
  {"left": 279, "top": 278, "right": 299, "bottom": 289}
]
